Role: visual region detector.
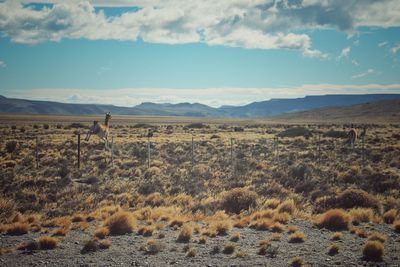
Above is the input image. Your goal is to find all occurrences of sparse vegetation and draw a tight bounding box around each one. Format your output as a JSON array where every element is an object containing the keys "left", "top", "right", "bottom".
[{"left": 363, "top": 241, "right": 384, "bottom": 261}]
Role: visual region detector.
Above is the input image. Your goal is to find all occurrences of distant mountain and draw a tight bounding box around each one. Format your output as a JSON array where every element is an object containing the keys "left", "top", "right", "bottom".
[
  {"left": 0, "top": 94, "right": 400, "bottom": 118},
  {"left": 275, "top": 99, "right": 400, "bottom": 123}
]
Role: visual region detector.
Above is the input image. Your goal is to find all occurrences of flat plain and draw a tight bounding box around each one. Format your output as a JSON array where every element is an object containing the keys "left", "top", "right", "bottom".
[{"left": 0, "top": 114, "right": 399, "bottom": 266}]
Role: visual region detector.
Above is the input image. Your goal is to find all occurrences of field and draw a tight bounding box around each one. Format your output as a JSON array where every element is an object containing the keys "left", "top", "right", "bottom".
[{"left": 1, "top": 114, "right": 400, "bottom": 266}]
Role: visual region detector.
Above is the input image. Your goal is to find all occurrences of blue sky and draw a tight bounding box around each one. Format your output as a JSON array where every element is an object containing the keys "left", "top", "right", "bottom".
[{"left": 0, "top": 0, "right": 400, "bottom": 107}]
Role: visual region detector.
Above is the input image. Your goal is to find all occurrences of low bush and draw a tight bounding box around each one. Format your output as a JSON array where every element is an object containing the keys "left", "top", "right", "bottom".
[
  {"left": 38, "top": 236, "right": 58, "bottom": 250},
  {"left": 363, "top": 241, "right": 384, "bottom": 261},
  {"left": 104, "top": 211, "right": 136, "bottom": 235},
  {"left": 315, "top": 209, "right": 350, "bottom": 231},
  {"left": 220, "top": 187, "right": 258, "bottom": 214}
]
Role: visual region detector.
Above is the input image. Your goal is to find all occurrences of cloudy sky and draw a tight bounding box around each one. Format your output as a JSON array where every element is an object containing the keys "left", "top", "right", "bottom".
[{"left": 0, "top": 0, "right": 400, "bottom": 107}]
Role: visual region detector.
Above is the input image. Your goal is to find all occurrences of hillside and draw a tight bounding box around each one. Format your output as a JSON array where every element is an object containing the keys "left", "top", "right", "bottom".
[
  {"left": 275, "top": 99, "right": 400, "bottom": 123},
  {"left": 1, "top": 94, "right": 400, "bottom": 118}
]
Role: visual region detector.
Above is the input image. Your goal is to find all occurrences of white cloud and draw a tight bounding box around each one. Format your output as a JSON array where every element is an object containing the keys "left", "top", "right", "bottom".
[
  {"left": 352, "top": 68, "right": 374, "bottom": 79},
  {"left": 337, "top": 46, "right": 350, "bottom": 60},
  {"left": 391, "top": 44, "right": 400, "bottom": 54},
  {"left": 2, "top": 1, "right": 400, "bottom": 57},
  {"left": 378, "top": 41, "right": 388, "bottom": 47},
  {"left": 351, "top": 59, "right": 359, "bottom": 66},
  {"left": 0, "top": 60, "right": 6, "bottom": 68},
  {"left": 3, "top": 83, "right": 400, "bottom": 107}
]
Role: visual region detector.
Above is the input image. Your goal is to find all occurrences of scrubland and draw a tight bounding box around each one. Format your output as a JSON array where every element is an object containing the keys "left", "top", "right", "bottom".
[{"left": 0, "top": 116, "right": 399, "bottom": 266}]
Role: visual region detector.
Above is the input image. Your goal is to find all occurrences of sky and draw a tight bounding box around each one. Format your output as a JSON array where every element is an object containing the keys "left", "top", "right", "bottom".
[{"left": 0, "top": 0, "right": 400, "bottom": 107}]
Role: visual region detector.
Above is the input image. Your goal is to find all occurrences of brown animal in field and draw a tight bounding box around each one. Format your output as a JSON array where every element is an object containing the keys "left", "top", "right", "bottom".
[
  {"left": 85, "top": 112, "right": 111, "bottom": 149},
  {"left": 347, "top": 128, "right": 357, "bottom": 148}
]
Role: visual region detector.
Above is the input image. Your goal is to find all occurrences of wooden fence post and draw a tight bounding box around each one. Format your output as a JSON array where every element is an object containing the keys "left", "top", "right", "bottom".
[
  {"left": 148, "top": 136, "right": 151, "bottom": 169},
  {"left": 77, "top": 133, "right": 81, "bottom": 169},
  {"left": 191, "top": 135, "right": 194, "bottom": 170},
  {"left": 35, "top": 136, "right": 39, "bottom": 169},
  {"left": 111, "top": 136, "right": 114, "bottom": 167}
]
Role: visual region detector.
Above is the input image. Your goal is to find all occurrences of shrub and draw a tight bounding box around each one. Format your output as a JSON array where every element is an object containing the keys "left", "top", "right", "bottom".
[
  {"left": 99, "top": 240, "right": 111, "bottom": 249},
  {"left": 138, "top": 226, "right": 154, "bottom": 237},
  {"left": 43, "top": 124, "right": 49, "bottom": 130},
  {"left": 289, "top": 232, "right": 305, "bottom": 243},
  {"left": 270, "top": 222, "right": 284, "bottom": 233},
  {"left": 177, "top": 224, "right": 192, "bottom": 243},
  {"left": 187, "top": 123, "right": 206, "bottom": 129},
  {"left": 315, "top": 209, "right": 350, "bottom": 231},
  {"left": 336, "top": 189, "right": 381, "bottom": 212},
  {"left": 271, "top": 233, "right": 281, "bottom": 241},
  {"left": 143, "top": 239, "right": 164, "bottom": 254},
  {"left": 250, "top": 218, "right": 273, "bottom": 231},
  {"left": 277, "top": 199, "right": 296, "bottom": 214},
  {"left": 324, "top": 129, "right": 347, "bottom": 139},
  {"left": 273, "top": 212, "right": 291, "bottom": 223},
  {"left": 81, "top": 239, "right": 99, "bottom": 254},
  {"left": 198, "top": 236, "right": 207, "bottom": 244},
  {"left": 287, "top": 225, "right": 298, "bottom": 234},
  {"left": 209, "top": 220, "right": 232, "bottom": 236},
  {"left": 5, "top": 141, "right": 17, "bottom": 153},
  {"left": 264, "top": 198, "right": 281, "bottom": 209},
  {"left": 394, "top": 220, "right": 400, "bottom": 233},
  {"left": 368, "top": 232, "right": 386, "bottom": 243},
  {"left": 230, "top": 232, "right": 240, "bottom": 242},
  {"left": 222, "top": 243, "right": 235, "bottom": 254},
  {"left": 38, "top": 236, "right": 58, "bottom": 250},
  {"left": 278, "top": 127, "right": 312, "bottom": 138},
  {"left": 330, "top": 232, "right": 343, "bottom": 241},
  {"left": 349, "top": 208, "right": 373, "bottom": 224},
  {"left": 6, "top": 223, "right": 29, "bottom": 235},
  {"left": 363, "top": 241, "right": 384, "bottom": 261},
  {"left": 18, "top": 241, "right": 39, "bottom": 251},
  {"left": 220, "top": 187, "right": 258, "bottom": 214},
  {"left": 186, "top": 248, "right": 196, "bottom": 257},
  {"left": 383, "top": 209, "right": 397, "bottom": 224},
  {"left": 328, "top": 244, "right": 339, "bottom": 255},
  {"left": 94, "top": 227, "right": 109, "bottom": 239},
  {"left": 104, "top": 211, "right": 136, "bottom": 235},
  {"left": 145, "top": 192, "right": 164, "bottom": 207},
  {"left": 290, "top": 256, "right": 304, "bottom": 267}
]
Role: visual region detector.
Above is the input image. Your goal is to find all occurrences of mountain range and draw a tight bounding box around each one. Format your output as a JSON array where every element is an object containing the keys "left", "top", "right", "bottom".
[{"left": 1, "top": 94, "right": 399, "bottom": 118}]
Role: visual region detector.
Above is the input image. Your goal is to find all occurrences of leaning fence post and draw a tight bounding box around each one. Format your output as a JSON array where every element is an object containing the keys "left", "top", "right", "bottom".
[
  {"left": 111, "top": 136, "right": 114, "bottom": 167},
  {"left": 147, "top": 136, "right": 151, "bottom": 169},
  {"left": 77, "top": 133, "right": 81, "bottom": 169},
  {"left": 191, "top": 135, "right": 194, "bottom": 170},
  {"left": 35, "top": 136, "right": 39, "bottom": 169},
  {"left": 318, "top": 132, "right": 321, "bottom": 165}
]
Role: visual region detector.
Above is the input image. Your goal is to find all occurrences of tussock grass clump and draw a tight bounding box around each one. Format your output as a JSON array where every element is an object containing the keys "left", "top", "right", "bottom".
[
  {"left": 271, "top": 233, "right": 281, "bottom": 241},
  {"left": 81, "top": 239, "right": 99, "bottom": 254},
  {"left": 273, "top": 212, "right": 291, "bottom": 224},
  {"left": 363, "top": 241, "right": 384, "bottom": 261},
  {"left": 315, "top": 209, "right": 350, "bottom": 231},
  {"left": 230, "top": 232, "right": 240, "bottom": 242},
  {"left": 330, "top": 232, "right": 343, "bottom": 241},
  {"left": 270, "top": 222, "right": 285, "bottom": 233},
  {"left": 328, "top": 244, "right": 339, "bottom": 255},
  {"left": 138, "top": 226, "right": 155, "bottom": 237},
  {"left": 143, "top": 239, "right": 164, "bottom": 254},
  {"left": 383, "top": 209, "right": 397, "bottom": 224},
  {"left": 71, "top": 213, "right": 86, "bottom": 222},
  {"left": 349, "top": 208, "right": 373, "bottom": 224},
  {"left": 250, "top": 218, "right": 273, "bottom": 231},
  {"left": 289, "top": 232, "right": 305, "bottom": 243},
  {"left": 264, "top": 198, "right": 281, "bottom": 209},
  {"left": 198, "top": 235, "right": 207, "bottom": 244},
  {"left": 368, "top": 232, "right": 386, "bottom": 243},
  {"left": 5, "top": 140, "right": 17, "bottom": 153},
  {"left": 220, "top": 187, "right": 258, "bottom": 214},
  {"left": 145, "top": 192, "right": 164, "bottom": 207},
  {"left": 278, "top": 127, "right": 312, "bottom": 138},
  {"left": 394, "top": 220, "right": 400, "bottom": 233},
  {"left": 177, "top": 224, "right": 192, "bottom": 243},
  {"left": 186, "top": 248, "right": 196, "bottom": 257},
  {"left": 287, "top": 225, "right": 298, "bottom": 233},
  {"left": 234, "top": 216, "right": 251, "bottom": 228},
  {"left": 104, "top": 211, "right": 136, "bottom": 235},
  {"left": 94, "top": 227, "right": 109, "bottom": 239},
  {"left": 38, "top": 236, "right": 58, "bottom": 250},
  {"left": 277, "top": 199, "right": 296, "bottom": 215},
  {"left": 290, "top": 256, "right": 304, "bottom": 267},
  {"left": 6, "top": 223, "right": 29, "bottom": 235},
  {"left": 258, "top": 240, "right": 271, "bottom": 255},
  {"left": 209, "top": 220, "right": 232, "bottom": 236},
  {"left": 99, "top": 240, "right": 111, "bottom": 249},
  {"left": 18, "top": 241, "right": 39, "bottom": 251},
  {"left": 355, "top": 228, "right": 368, "bottom": 238},
  {"left": 222, "top": 243, "right": 235, "bottom": 254}
]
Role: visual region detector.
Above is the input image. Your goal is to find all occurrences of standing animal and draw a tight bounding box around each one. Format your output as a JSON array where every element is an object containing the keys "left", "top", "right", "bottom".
[
  {"left": 85, "top": 112, "right": 111, "bottom": 149},
  {"left": 347, "top": 125, "right": 357, "bottom": 148}
]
